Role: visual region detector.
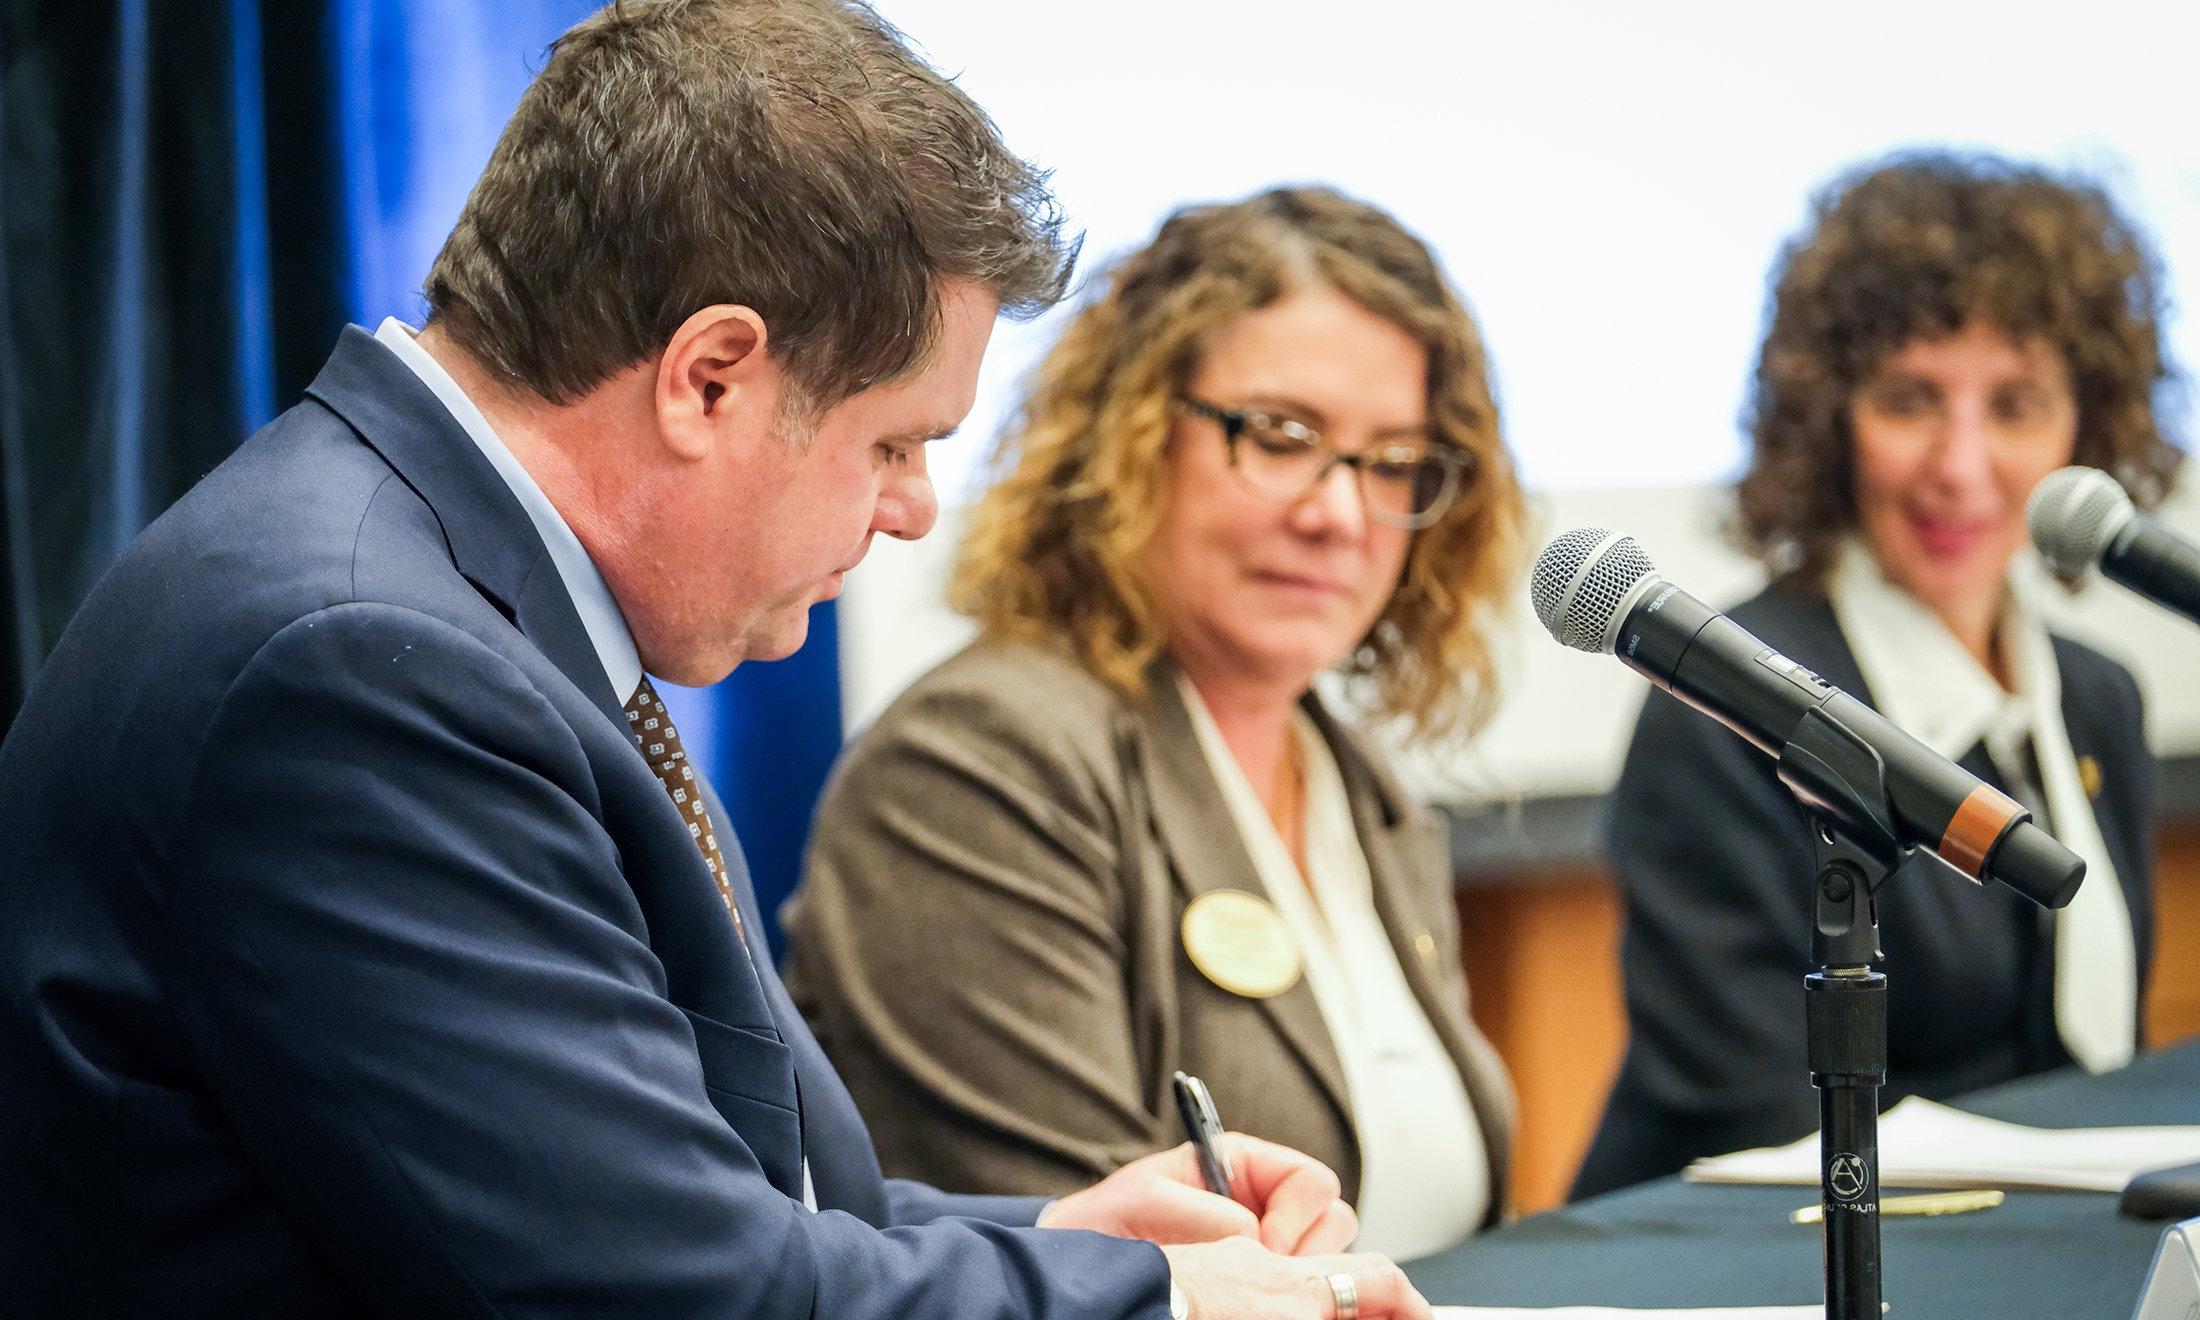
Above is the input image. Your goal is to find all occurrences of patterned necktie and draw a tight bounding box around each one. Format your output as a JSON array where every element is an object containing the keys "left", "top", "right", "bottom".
[{"left": 624, "top": 677, "right": 748, "bottom": 946}]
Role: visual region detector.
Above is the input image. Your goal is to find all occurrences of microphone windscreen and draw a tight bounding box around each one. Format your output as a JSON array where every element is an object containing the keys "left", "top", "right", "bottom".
[
  {"left": 1531, "top": 528, "right": 1656, "bottom": 653},
  {"left": 2027, "top": 466, "right": 2132, "bottom": 577}
]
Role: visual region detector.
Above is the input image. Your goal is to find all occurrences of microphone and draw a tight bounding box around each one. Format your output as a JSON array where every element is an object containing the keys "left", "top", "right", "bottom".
[
  {"left": 2028, "top": 465, "right": 2200, "bottom": 627},
  {"left": 1531, "top": 528, "right": 2083, "bottom": 909}
]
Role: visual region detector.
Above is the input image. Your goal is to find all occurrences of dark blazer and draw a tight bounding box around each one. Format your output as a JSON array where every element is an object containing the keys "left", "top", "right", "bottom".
[
  {"left": 1572, "top": 578, "right": 2156, "bottom": 1199},
  {"left": 0, "top": 328, "right": 1168, "bottom": 1318},
  {"left": 784, "top": 639, "right": 1514, "bottom": 1221}
]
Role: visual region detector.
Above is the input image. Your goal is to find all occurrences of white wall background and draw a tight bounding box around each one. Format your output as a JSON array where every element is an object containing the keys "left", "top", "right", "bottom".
[
  {"left": 874, "top": 0, "right": 2200, "bottom": 502},
  {"left": 841, "top": 480, "right": 2200, "bottom": 807},
  {"left": 842, "top": 0, "right": 2200, "bottom": 807}
]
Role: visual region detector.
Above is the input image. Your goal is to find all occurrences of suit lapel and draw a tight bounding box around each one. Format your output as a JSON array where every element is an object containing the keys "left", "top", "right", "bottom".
[
  {"left": 510, "top": 550, "right": 629, "bottom": 732},
  {"left": 1138, "top": 672, "right": 1356, "bottom": 1141},
  {"left": 694, "top": 780, "right": 892, "bottom": 1225},
  {"left": 2052, "top": 646, "right": 2153, "bottom": 989},
  {"left": 1311, "top": 702, "right": 1515, "bottom": 1217},
  {"left": 304, "top": 326, "right": 628, "bottom": 733}
]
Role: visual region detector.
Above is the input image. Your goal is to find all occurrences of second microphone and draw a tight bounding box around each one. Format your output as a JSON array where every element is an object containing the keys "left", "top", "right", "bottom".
[{"left": 1532, "top": 528, "right": 2084, "bottom": 909}]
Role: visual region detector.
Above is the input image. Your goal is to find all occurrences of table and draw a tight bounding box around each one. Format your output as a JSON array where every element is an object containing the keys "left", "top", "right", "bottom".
[{"left": 1407, "top": 1039, "right": 2200, "bottom": 1317}]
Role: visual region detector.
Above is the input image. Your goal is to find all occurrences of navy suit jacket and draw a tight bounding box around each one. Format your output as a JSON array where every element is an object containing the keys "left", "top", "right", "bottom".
[
  {"left": 0, "top": 328, "right": 1171, "bottom": 1318},
  {"left": 1572, "top": 578, "right": 2156, "bottom": 1198}
]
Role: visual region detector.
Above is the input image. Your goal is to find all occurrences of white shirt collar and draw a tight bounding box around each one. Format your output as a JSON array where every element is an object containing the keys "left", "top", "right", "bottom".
[
  {"left": 1826, "top": 538, "right": 2053, "bottom": 776},
  {"left": 372, "top": 318, "right": 644, "bottom": 704},
  {"left": 1825, "top": 538, "right": 2136, "bottom": 1070}
]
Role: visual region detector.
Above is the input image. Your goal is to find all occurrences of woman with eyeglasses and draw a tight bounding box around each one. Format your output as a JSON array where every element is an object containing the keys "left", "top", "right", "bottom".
[{"left": 783, "top": 187, "right": 1526, "bottom": 1258}]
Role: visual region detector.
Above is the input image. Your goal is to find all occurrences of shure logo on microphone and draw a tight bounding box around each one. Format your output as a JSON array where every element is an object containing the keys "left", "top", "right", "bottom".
[{"left": 1625, "top": 584, "right": 1679, "bottom": 657}]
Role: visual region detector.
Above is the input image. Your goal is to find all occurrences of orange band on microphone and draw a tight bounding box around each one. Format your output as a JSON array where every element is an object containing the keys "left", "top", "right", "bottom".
[{"left": 1940, "top": 784, "right": 2024, "bottom": 878}]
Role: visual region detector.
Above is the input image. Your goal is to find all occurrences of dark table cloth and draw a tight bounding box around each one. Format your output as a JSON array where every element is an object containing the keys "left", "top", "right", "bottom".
[{"left": 1409, "top": 1039, "right": 2200, "bottom": 1316}]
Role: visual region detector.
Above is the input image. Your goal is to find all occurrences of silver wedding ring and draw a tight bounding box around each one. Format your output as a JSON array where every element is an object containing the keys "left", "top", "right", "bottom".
[{"left": 1325, "top": 1271, "right": 1360, "bottom": 1320}]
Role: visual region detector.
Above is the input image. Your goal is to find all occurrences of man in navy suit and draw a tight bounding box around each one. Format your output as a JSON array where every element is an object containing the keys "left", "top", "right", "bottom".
[{"left": 0, "top": 3, "right": 1432, "bottom": 1317}]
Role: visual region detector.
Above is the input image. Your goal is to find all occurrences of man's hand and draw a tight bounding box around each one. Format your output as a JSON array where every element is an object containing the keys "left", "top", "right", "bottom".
[
  {"left": 1161, "top": 1238, "right": 1433, "bottom": 1320},
  {"left": 1037, "top": 1133, "right": 1356, "bottom": 1255}
]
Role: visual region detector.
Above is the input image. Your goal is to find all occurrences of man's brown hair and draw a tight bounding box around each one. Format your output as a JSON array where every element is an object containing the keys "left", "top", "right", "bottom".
[
  {"left": 424, "top": 0, "right": 1075, "bottom": 408},
  {"left": 1735, "top": 150, "right": 2182, "bottom": 584}
]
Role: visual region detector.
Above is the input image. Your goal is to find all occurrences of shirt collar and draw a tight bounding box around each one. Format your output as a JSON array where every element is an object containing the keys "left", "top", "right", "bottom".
[
  {"left": 372, "top": 318, "right": 644, "bottom": 704},
  {"left": 1824, "top": 546, "right": 2133, "bottom": 1067},
  {"left": 1826, "top": 538, "right": 2058, "bottom": 775}
]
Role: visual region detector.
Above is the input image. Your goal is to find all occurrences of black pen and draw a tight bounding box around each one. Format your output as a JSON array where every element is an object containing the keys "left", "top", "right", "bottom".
[{"left": 1172, "top": 1070, "right": 1236, "bottom": 1199}]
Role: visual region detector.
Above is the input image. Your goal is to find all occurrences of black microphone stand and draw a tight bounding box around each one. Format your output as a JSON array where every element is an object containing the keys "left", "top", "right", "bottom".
[
  {"left": 1777, "top": 707, "right": 1967, "bottom": 1320},
  {"left": 1801, "top": 821, "right": 1889, "bottom": 1319}
]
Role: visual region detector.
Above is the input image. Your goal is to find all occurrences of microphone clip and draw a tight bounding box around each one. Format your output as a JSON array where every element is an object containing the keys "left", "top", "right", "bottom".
[{"left": 1779, "top": 705, "right": 1969, "bottom": 968}]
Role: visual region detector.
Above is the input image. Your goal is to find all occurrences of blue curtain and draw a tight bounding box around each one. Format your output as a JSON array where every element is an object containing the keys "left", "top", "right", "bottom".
[
  {"left": 1, "top": 0, "right": 847, "bottom": 957},
  {"left": 2, "top": 0, "right": 352, "bottom": 731}
]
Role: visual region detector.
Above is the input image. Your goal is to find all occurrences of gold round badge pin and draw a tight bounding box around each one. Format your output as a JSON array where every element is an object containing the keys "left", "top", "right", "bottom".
[{"left": 1182, "top": 890, "right": 1301, "bottom": 999}]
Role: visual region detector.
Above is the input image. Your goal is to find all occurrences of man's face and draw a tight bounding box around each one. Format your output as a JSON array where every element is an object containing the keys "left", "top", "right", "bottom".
[{"left": 640, "top": 281, "right": 996, "bottom": 684}]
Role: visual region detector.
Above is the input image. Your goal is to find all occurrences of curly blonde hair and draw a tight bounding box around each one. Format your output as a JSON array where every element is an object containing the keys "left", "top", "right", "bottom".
[
  {"left": 1737, "top": 150, "right": 2183, "bottom": 583},
  {"left": 951, "top": 187, "right": 1525, "bottom": 744}
]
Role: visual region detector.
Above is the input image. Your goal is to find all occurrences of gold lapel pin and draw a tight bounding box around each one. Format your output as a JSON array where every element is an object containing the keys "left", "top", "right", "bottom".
[{"left": 2077, "top": 755, "right": 2102, "bottom": 799}]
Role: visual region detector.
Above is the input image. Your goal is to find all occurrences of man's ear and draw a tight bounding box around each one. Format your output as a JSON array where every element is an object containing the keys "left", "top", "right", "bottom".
[{"left": 656, "top": 304, "right": 773, "bottom": 461}]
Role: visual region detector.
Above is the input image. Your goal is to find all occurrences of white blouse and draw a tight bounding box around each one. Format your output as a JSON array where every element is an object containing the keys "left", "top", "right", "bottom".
[
  {"left": 1179, "top": 676, "right": 1489, "bottom": 1259},
  {"left": 1828, "top": 541, "right": 2137, "bottom": 1072}
]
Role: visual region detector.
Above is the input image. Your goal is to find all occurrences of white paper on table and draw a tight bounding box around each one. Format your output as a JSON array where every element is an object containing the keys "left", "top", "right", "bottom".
[
  {"left": 1685, "top": 1097, "right": 2200, "bottom": 1192},
  {"left": 1434, "top": 1307, "right": 1824, "bottom": 1319}
]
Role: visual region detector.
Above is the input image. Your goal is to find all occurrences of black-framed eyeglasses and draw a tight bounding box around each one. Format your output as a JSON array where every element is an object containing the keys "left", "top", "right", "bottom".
[{"left": 1173, "top": 396, "right": 1474, "bottom": 529}]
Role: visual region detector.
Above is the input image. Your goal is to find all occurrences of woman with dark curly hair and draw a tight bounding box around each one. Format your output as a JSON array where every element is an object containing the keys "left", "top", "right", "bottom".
[
  {"left": 1574, "top": 150, "right": 2182, "bottom": 1198},
  {"left": 784, "top": 187, "right": 1524, "bottom": 1258}
]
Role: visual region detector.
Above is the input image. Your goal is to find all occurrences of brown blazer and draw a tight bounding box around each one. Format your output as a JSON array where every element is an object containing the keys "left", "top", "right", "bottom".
[{"left": 782, "top": 638, "right": 1514, "bottom": 1221}]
